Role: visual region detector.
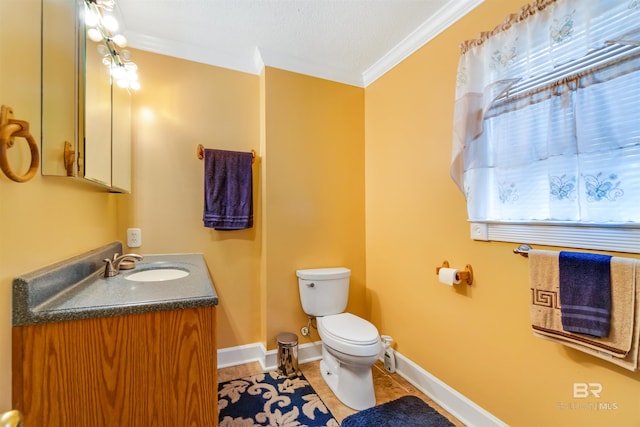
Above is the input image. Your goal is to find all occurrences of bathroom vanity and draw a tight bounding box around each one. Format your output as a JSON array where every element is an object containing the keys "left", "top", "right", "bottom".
[{"left": 11, "top": 242, "right": 219, "bottom": 427}]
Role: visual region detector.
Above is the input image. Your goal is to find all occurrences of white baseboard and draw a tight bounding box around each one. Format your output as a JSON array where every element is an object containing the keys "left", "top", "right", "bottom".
[
  {"left": 218, "top": 342, "right": 505, "bottom": 427},
  {"left": 218, "top": 340, "right": 323, "bottom": 371},
  {"left": 391, "top": 351, "right": 507, "bottom": 427},
  {"left": 217, "top": 342, "right": 268, "bottom": 369}
]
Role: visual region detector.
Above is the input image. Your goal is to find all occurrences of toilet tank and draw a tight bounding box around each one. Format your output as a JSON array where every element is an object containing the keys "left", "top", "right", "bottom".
[{"left": 296, "top": 267, "right": 350, "bottom": 317}]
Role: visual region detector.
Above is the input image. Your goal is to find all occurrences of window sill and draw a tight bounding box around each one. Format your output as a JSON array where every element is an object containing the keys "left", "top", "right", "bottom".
[{"left": 469, "top": 222, "right": 640, "bottom": 254}]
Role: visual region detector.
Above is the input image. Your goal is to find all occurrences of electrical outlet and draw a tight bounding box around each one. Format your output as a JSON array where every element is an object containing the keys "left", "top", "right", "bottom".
[{"left": 127, "top": 228, "right": 142, "bottom": 248}]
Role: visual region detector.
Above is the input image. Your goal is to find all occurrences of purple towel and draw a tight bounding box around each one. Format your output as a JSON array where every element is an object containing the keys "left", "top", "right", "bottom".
[
  {"left": 203, "top": 149, "right": 253, "bottom": 230},
  {"left": 559, "top": 251, "right": 612, "bottom": 338}
]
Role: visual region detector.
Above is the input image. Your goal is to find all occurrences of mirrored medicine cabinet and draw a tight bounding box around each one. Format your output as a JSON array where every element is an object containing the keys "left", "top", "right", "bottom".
[{"left": 41, "top": 0, "right": 131, "bottom": 193}]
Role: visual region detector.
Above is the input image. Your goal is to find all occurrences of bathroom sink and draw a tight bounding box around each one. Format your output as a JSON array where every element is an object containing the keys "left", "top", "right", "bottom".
[
  {"left": 124, "top": 268, "right": 189, "bottom": 282},
  {"left": 12, "top": 245, "right": 218, "bottom": 326}
]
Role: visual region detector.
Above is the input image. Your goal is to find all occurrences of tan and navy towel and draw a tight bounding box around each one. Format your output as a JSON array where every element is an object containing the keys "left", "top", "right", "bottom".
[{"left": 529, "top": 249, "right": 638, "bottom": 371}]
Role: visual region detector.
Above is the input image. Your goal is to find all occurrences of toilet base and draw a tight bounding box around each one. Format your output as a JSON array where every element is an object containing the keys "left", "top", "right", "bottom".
[{"left": 319, "top": 346, "right": 376, "bottom": 411}]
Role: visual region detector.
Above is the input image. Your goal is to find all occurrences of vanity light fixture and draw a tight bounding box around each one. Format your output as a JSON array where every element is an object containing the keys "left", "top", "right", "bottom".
[{"left": 84, "top": 0, "right": 140, "bottom": 91}]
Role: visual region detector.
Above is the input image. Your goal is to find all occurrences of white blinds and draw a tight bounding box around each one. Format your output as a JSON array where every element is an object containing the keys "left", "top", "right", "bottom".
[{"left": 452, "top": 0, "right": 640, "bottom": 229}]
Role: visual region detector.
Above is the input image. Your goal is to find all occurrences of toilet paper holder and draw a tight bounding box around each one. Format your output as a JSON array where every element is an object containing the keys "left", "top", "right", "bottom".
[{"left": 436, "top": 261, "right": 473, "bottom": 286}]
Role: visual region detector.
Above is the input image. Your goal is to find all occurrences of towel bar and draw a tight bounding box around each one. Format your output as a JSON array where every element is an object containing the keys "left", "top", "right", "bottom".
[
  {"left": 513, "top": 244, "right": 532, "bottom": 257},
  {"left": 196, "top": 144, "right": 256, "bottom": 163}
]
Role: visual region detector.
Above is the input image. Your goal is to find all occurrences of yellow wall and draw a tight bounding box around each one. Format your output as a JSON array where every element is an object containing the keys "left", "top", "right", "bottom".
[
  {"left": 364, "top": 1, "right": 640, "bottom": 426},
  {"left": 262, "top": 68, "right": 366, "bottom": 348},
  {"left": 0, "top": 0, "right": 119, "bottom": 412},
  {"left": 123, "top": 59, "right": 366, "bottom": 351},
  {"left": 124, "top": 50, "right": 263, "bottom": 348}
]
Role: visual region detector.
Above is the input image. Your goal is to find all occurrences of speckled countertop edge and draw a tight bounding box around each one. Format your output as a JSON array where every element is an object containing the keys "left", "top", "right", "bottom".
[{"left": 24, "top": 295, "right": 218, "bottom": 325}]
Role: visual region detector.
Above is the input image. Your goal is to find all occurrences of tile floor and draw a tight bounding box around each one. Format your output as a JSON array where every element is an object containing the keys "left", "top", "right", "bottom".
[{"left": 218, "top": 360, "right": 464, "bottom": 425}]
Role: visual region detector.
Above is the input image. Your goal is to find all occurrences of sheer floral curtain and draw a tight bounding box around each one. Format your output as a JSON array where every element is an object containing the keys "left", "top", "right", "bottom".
[{"left": 451, "top": 0, "right": 640, "bottom": 225}]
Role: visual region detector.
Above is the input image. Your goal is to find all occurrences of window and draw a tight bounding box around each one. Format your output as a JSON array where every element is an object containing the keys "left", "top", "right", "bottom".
[{"left": 451, "top": 0, "right": 640, "bottom": 253}]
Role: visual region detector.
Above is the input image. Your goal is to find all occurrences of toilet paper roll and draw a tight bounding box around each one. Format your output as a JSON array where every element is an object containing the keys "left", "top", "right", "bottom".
[{"left": 438, "top": 267, "right": 461, "bottom": 286}]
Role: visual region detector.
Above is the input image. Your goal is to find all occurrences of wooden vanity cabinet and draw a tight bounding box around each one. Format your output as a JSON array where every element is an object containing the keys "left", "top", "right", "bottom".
[{"left": 12, "top": 306, "right": 217, "bottom": 427}]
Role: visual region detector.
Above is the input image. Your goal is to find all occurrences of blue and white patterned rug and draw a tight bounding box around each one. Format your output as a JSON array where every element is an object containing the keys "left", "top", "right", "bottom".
[{"left": 218, "top": 370, "right": 339, "bottom": 426}]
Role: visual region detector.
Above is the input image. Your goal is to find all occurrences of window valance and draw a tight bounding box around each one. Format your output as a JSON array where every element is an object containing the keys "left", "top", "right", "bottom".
[
  {"left": 451, "top": 0, "right": 640, "bottom": 251},
  {"left": 452, "top": 0, "right": 640, "bottom": 218}
]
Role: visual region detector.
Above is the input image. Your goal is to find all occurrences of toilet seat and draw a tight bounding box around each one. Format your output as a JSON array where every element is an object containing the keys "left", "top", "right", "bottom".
[{"left": 318, "top": 313, "right": 381, "bottom": 357}]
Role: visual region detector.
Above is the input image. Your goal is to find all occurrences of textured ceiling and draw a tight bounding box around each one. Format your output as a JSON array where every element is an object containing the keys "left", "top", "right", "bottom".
[{"left": 117, "top": 0, "right": 483, "bottom": 87}]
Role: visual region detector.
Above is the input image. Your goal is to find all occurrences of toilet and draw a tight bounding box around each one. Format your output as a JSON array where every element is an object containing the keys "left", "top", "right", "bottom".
[{"left": 296, "top": 267, "right": 381, "bottom": 410}]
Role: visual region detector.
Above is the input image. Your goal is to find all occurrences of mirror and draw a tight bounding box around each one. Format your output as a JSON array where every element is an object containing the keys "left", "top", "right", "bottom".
[{"left": 41, "top": 0, "right": 131, "bottom": 193}]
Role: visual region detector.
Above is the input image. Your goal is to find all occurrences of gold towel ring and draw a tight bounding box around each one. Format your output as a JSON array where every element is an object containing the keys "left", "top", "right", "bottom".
[{"left": 0, "top": 105, "right": 39, "bottom": 182}]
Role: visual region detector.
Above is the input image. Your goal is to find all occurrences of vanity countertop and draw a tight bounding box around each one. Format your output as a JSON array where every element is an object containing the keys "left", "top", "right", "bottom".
[{"left": 12, "top": 242, "right": 218, "bottom": 326}]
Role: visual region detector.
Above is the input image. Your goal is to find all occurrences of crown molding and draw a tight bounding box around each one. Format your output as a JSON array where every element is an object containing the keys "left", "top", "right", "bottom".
[
  {"left": 125, "top": 31, "right": 263, "bottom": 76},
  {"left": 362, "top": 0, "right": 484, "bottom": 87},
  {"left": 125, "top": 0, "right": 483, "bottom": 88},
  {"left": 257, "top": 47, "right": 364, "bottom": 87}
]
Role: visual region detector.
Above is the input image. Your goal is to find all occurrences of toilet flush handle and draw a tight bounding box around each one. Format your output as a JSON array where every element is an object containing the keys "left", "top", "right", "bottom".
[{"left": 307, "top": 282, "right": 315, "bottom": 288}]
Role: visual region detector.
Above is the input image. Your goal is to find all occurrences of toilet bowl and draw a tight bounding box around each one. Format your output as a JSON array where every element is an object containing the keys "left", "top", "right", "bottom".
[
  {"left": 296, "top": 268, "right": 382, "bottom": 410},
  {"left": 317, "top": 313, "right": 381, "bottom": 409}
]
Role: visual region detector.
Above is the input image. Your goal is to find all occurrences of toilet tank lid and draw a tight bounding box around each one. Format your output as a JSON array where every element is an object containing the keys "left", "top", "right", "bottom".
[{"left": 296, "top": 267, "right": 350, "bottom": 280}]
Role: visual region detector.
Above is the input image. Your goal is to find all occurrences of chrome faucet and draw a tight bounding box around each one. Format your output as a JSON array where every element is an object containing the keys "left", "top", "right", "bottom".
[{"left": 102, "top": 253, "right": 144, "bottom": 278}]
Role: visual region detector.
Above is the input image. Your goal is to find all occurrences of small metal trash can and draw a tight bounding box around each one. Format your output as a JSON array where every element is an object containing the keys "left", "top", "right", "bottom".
[{"left": 277, "top": 332, "right": 299, "bottom": 377}]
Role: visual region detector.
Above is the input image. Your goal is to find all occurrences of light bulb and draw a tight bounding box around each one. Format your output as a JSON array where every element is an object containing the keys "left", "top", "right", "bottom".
[
  {"left": 116, "top": 78, "right": 129, "bottom": 89},
  {"left": 120, "top": 50, "right": 132, "bottom": 61},
  {"left": 129, "top": 80, "right": 141, "bottom": 91},
  {"left": 87, "top": 28, "right": 102, "bottom": 42},
  {"left": 97, "top": 0, "right": 116, "bottom": 8},
  {"left": 112, "top": 34, "right": 127, "bottom": 48},
  {"left": 102, "top": 15, "right": 119, "bottom": 32},
  {"left": 97, "top": 44, "right": 109, "bottom": 56},
  {"left": 111, "top": 66, "right": 126, "bottom": 80},
  {"left": 84, "top": 8, "right": 98, "bottom": 27},
  {"left": 126, "top": 69, "right": 138, "bottom": 82}
]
